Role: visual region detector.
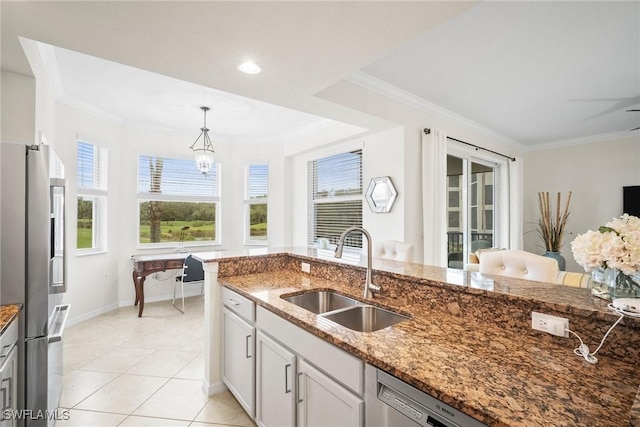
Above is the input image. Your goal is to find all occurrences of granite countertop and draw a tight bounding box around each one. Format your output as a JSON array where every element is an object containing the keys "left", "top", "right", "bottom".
[
  {"left": 220, "top": 266, "right": 640, "bottom": 427},
  {"left": 0, "top": 304, "right": 21, "bottom": 334}
]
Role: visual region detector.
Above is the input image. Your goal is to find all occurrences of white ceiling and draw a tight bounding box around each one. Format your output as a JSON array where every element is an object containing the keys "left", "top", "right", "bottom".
[
  {"left": 362, "top": 1, "right": 640, "bottom": 145},
  {"left": 35, "top": 41, "right": 366, "bottom": 144},
  {"left": 2, "top": 1, "right": 639, "bottom": 149}
]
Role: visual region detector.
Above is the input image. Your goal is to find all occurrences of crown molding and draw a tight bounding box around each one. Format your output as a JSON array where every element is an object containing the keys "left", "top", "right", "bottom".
[
  {"left": 345, "top": 71, "right": 526, "bottom": 150},
  {"left": 527, "top": 130, "right": 638, "bottom": 151}
]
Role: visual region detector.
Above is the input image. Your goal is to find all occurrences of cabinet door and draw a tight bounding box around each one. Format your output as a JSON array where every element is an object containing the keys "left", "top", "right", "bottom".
[
  {"left": 297, "top": 359, "right": 363, "bottom": 427},
  {"left": 0, "top": 345, "right": 18, "bottom": 427},
  {"left": 256, "top": 331, "right": 296, "bottom": 427},
  {"left": 222, "top": 307, "right": 255, "bottom": 418}
]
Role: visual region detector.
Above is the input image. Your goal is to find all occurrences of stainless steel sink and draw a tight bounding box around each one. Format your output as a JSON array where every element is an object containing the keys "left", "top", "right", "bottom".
[
  {"left": 322, "top": 305, "right": 409, "bottom": 332},
  {"left": 282, "top": 290, "right": 360, "bottom": 314}
]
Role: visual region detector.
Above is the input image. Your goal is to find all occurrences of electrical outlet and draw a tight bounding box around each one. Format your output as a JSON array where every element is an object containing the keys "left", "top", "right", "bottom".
[
  {"left": 531, "top": 312, "right": 569, "bottom": 337},
  {"left": 301, "top": 262, "right": 311, "bottom": 273}
]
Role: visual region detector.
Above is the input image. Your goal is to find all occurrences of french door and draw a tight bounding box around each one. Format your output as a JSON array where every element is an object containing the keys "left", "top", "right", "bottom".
[{"left": 446, "top": 154, "right": 499, "bottom": 269}]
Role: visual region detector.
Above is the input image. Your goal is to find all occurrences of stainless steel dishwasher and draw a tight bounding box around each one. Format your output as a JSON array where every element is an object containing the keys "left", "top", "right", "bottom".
[{"left": 365, "top": 364, "right": 487, "bottom": 427}]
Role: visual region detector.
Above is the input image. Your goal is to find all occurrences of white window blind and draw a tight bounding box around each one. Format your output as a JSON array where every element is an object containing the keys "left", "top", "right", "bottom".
[
  {"left": 78, "top": 141, "right": 108, "bottom": 194},
  {"left": 247, "top": 164, "right": 268, "bottom": 199},
  {"left": 138, "top": 155, "right": 218, "bottom": 200},
  {"left": 308, "top": 150, "right": 363, "bottom": 248},
  {"left": 137, "top": 155, "right": 220, "bottom": 246}
]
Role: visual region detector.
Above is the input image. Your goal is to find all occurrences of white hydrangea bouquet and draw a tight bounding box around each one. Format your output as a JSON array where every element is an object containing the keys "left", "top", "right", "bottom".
[{"left": 571, "top": 214, "right": 640, "bottom": 299}]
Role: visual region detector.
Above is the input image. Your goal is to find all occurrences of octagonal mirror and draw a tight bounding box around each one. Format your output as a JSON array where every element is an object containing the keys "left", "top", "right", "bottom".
[{"left": 365, "top": 176, "right": 398, "bottom": 213}]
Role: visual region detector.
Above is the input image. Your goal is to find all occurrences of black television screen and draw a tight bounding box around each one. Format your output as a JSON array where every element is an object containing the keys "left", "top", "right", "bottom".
[{"left": 623, "top": 186, "right": 640, "bottom": 217}]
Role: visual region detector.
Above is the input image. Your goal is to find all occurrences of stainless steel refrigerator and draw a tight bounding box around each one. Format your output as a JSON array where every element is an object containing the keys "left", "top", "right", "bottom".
[{"left": 1, "top": 141, "right": 70, "bottom": 427}]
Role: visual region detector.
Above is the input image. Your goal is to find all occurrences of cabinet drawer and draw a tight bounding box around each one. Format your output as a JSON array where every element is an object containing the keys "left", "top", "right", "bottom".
[{"left": 223, "top": 287, "right": 255, "bottom": 323}]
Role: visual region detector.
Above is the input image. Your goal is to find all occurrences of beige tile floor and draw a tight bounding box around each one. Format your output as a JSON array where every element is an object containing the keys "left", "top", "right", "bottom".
[{"left": 58, "top": 296, "right": 255, "bottom": 427}]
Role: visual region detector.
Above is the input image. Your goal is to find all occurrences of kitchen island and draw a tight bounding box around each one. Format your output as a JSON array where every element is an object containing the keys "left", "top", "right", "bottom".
[{"left": 193, "top": 248, "right": 640, "bottom": 427}]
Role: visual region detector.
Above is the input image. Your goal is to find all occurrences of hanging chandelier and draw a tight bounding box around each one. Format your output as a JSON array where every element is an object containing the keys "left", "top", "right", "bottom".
[{"left": 189, "top": 106, "right": 215, "bottom": 175}]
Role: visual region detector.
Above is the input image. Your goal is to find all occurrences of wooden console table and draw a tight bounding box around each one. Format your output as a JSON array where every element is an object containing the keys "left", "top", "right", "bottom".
[{"left": 131, "top": 253, "right": 188, "bottom": 317}]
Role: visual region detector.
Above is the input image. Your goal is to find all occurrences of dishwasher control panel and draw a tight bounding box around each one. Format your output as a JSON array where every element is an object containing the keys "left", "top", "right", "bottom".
[
  {"left": 378, "top": 383, "right": 448, "bottom": 427},
  {"left": 376, "top": 369, "right": 487, "bottom": 427}
]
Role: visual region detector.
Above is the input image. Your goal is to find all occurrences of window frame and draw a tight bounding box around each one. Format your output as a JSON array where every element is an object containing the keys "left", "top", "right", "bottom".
[
  {"left": 76, "top": 139, "right": 108, "bottom": 255},
  {"left": 136, "top": 154, "right": 221, "bottom": 250},
  {"left": 308, "top": 149, "right": 363, "bottom": 250},
  {"left": 244, "top": 164, "right": 269, "bottom": 246}
]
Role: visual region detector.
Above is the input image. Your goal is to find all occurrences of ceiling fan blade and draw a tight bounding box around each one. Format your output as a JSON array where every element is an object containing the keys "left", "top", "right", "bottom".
[
  {"left": 631, "top": 127, "right": 640, "bottom": 131},
  {"left": 627, "top": 109, "right": 640, "bottom": 112}
]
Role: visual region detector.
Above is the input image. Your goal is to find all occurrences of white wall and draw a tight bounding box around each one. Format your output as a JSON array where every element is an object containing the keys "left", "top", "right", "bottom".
[
  {"left": 289, "top": 138, "right": 363, "bottom": 247},
  {"left": 216, "top": 139, "right": 286, "bottom": 251},
  {"left": 114, "top": 128, "right": 286, "bottom": 309},
  {"left": 0, "top": 71, "right": 37, "bottom": 304},
  {"left": 523, "top": 135, "right": 640, "bottom": 273},
  {"left": 13, "top": 95, "right": 289, "bottom": 323},
  {"left": 362, "top": 127, "right": 406, "bottom": 242},
  {"left": 1, "top": 71, "right": 36, "bottom": 144},
  {"left": 289, "top": 127, "right": 407, "bottom": 249},
  {"left": 53, "top": 107, "right": 289, "bottom": 321},
  {"left": 21, "top": 62, "right": 636, "bottom": 321},
  {"left": 54, "top": 103, "right": 124, "bottom": 322},
  {"left": 316, "top": 79, "right": 524, "bottom": 264}
]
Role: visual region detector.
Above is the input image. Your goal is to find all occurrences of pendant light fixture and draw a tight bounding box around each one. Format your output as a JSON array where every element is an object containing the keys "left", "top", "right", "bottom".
[{"left": 189, "top": 106, "right": 215, "bottom": 175}]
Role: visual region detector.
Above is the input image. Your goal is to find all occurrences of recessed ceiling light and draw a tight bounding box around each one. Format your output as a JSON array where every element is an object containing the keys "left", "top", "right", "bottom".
[{"left": 237, "top": 61, "right": 261, "bottom": 75}]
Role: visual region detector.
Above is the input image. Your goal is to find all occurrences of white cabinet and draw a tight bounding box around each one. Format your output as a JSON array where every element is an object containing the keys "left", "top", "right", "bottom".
[
  {"left": 0, "top": 319, "right": 19, "bottom": 427},
  {"left": 223, "top": 308, "right": 255, "bottom": 417},
  {"left": 256, "top": 331, "right": 296, "bottom": 427},
  {"left": 222, "top": 287, "right": 255, "bottom": 418},
  {"left": 255, "top": 306, "right": 364, "bottom": 427},
  {"left": 297, "top": 359, "right": 363, "bottom": 427}
]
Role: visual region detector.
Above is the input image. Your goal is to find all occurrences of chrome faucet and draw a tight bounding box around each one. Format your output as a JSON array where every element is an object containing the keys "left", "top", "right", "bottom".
[{"left": 334, "top": 226, "right": 381, "bottom": 298}]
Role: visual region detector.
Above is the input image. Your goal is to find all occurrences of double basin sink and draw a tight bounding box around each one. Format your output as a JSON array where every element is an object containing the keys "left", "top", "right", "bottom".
[{"left": 282, "top": 290, "right": 409, "bottom": 332}]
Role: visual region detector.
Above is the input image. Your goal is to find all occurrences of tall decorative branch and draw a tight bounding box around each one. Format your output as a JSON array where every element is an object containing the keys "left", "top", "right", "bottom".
[{"left": 537, "top": 191, "right": 572, "bottom": 252}]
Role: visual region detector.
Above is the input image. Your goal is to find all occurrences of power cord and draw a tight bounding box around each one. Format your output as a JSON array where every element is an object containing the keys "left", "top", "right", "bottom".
[
  {"left": 152, "top": 270, "right": 180, "bottom": 281},
  {"left": 565, "top": 303, "right": 638, "bottom": 364}
]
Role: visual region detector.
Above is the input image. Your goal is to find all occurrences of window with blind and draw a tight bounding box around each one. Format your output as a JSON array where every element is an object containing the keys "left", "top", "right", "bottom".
[
  {"left": 245, "top": 164, "right": 268, "bottom": 244},
  {"left": 308, "top": 150, "right": 363, "bottom": 248},
  {"left": 137, "top": 155, "right": 220, "bottom": 247},
  {"left": 77, "top": 140, "right": 108, "bottom": 252}
]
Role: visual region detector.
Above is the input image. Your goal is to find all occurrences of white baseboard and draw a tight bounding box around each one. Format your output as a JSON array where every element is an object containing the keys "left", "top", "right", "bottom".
[
  {"left": 66, "top": 302, "right": 120, "bottom": 327},
  {"left": 203, "top": 379, "right": 227, "bottom": 396},
  {"left": 68, "top": 289, "right": 204, "bottom": 326},
  {"left": 118, "top": 287, "right": 204, "bottom": 308}
]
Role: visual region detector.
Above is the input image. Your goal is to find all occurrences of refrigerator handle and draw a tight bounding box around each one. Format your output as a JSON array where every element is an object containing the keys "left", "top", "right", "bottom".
[
  {"left": 48, "top": 304, "right": 70, "bottom": 343},
  {"left": 49, "top": 178, "right": 67, "bottom": 293},
  {"left": 50, "top": 216, "right": 55, "bottom": 260}
]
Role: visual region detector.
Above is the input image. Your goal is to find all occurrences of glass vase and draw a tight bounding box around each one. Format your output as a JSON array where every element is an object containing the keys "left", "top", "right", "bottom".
[
  {"left": 543, "top": 251, "right": 566, "bottom": 271},
  {"left": 590, "top": 267, "right": 640, "bottom": 300}
]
